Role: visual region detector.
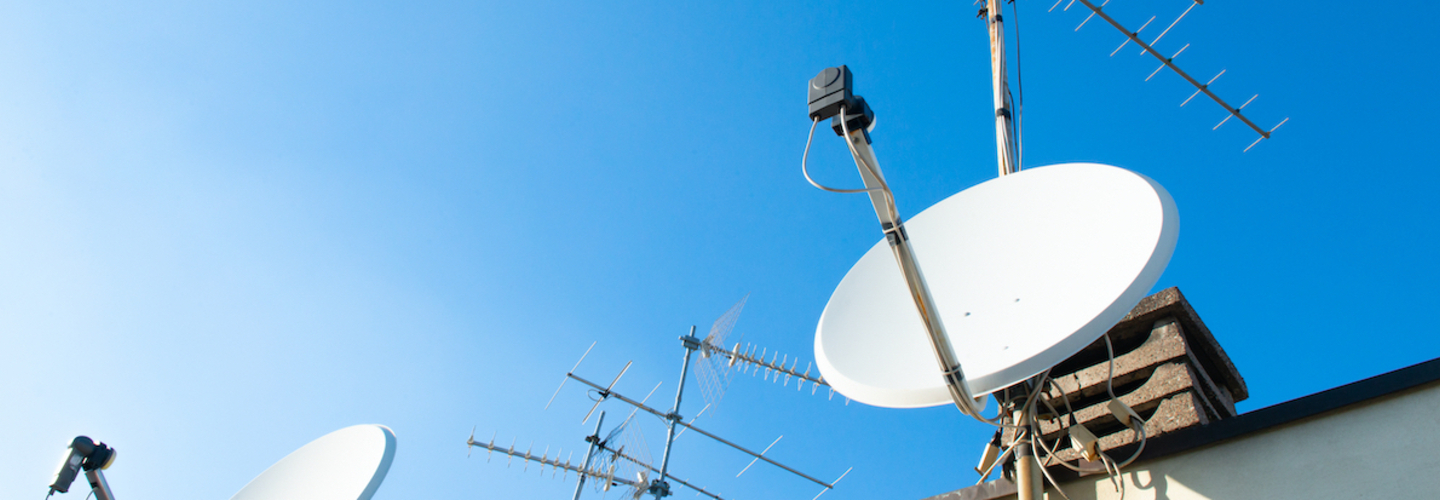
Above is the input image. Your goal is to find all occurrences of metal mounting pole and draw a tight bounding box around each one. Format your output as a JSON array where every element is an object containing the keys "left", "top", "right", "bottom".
[
  {"left": 653, "top": 326, "right": 699, "bottom": 499},
  {"left": 573, "top": 412, "right": 606, "bottom": 500},
  {"left": 987, "top": 0, "right": 1020, "bottom": 176},
  {"left": 807, "top": 67, "right": 988, "bottom": 421},
  {"left": 840, "top": 124, "right": 985, "bottom": 419},
  {"left": 84, "top": 469, "right": 116, "bottom": 500},
  {"left": 1012, "top": 404, "right": 1042, "bottom": 500}
]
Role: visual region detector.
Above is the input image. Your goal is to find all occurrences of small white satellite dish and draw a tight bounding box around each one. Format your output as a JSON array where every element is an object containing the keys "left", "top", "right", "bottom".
[
  {"left": 230, "top": 424, "right": 397, "bottom": 500},
  {"left": 815, "top": 163, "right": 1178, "bottom": 408}
]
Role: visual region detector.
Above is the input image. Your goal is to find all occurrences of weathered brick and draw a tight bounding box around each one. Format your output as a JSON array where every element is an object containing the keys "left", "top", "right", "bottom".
[
  {"left": 1040, "top": 391, "right": 1210, "bottom": 463},
  {"left": 1016, "top": 288, "right": 1246, "bottom": 461}
]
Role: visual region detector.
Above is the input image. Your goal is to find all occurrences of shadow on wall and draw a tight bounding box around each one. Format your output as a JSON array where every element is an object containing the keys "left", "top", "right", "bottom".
[
  {"left": 1127, "top": 470, "right": 1169, "bottom": 500},
  {"left": 1047, "top": 470, "right": 1171, "bottom": 500}
]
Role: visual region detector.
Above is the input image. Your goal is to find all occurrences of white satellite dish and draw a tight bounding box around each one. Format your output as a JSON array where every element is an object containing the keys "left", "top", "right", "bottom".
[
  {"left": 814, "top": 163, "right": 1178, "bottom": 408},
  {"left": 230, "top": 424, "right": 397, "bottom": 500}
]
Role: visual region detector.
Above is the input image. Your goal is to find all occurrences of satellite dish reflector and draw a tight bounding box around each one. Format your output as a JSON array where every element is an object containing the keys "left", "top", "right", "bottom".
[
  {"left": 230, "top": 424, "right": 397, "bottom": 500},
  {"left": 815, "top": 163, "right": 1178, "bottom": 408}
]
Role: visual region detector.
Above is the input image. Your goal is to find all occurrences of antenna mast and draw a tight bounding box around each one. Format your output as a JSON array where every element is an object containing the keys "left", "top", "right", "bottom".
[
  {"left": 652, "top": 326, "right": 698, "bottom": 499},
  {"left": 985, "top": 7, "right": 1042, "bottom": 493},
  {"left": 986, "top": 0, "right": 1020, "bottom": 176},
  {"left": 572, "top": 412, "right": 605, "bottom": 500}
]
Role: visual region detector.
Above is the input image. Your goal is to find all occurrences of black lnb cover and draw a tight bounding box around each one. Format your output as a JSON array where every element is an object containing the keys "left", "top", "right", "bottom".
[
  {"left": 82, "top": 443, "right": 115, "bottom": 471},
  {"left": 830, "top": 96, "right": 874, "bottom": 137},
  {"left": 808, "top": 66, "right": 856, "bottom": 121}
]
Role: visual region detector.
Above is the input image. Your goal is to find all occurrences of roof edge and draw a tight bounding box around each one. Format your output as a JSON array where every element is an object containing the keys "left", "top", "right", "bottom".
[{"left": 926, "top": 356, "right": 1440, "bottom": 500}]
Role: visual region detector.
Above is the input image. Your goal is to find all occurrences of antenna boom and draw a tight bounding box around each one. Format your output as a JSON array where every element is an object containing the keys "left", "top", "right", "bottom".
[{"left": 1070, "top": 0, "right": 1276, "bottom": 139}]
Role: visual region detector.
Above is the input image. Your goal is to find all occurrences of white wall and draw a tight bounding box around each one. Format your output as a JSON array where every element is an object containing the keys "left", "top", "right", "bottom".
[{"left": 1036, "top": 381, "right": 1440, "bottom": 500}]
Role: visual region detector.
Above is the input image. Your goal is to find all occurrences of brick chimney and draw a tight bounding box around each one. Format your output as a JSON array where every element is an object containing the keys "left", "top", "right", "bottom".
[{"left": 1027, "top": 287, "right": 1247, "bottom": 463}]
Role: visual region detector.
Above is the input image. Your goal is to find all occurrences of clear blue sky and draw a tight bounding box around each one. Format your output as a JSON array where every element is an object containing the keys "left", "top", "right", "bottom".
[{"left": 3, "top": 1, "right": 1437, "bottom": 499}]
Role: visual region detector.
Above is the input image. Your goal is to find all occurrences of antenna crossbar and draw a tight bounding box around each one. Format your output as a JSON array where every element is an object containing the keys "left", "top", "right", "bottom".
[
  {"left": 565, "top": 372, "right": 836, "bottom": 490},
  {"left": 582, "top": 361, "right": 633, "bottom": 424},
  {"left": 1071, "top": 0, "right": 1281, "bottom": 142}
]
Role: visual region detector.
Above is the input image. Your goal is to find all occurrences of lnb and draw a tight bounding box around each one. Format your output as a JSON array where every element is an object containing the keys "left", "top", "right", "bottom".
[
  {"left": 807, "top": 66, "right": 856, "bottom": 121},
  {"left": 807, "top": 66, "right": 875, "bottom": 138},
  {"left": 48, "top": 436, "right": 117, "bottom": 499}
]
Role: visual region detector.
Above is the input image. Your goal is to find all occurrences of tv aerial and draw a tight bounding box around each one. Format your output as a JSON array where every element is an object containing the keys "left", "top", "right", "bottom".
[
  {"left": 799, "top": 2, "right": 1268, "bottom": 500},
  {"left": 469, "top": 411, "right": 709, "bottom": 500},
  {"left": 472, "top": 299, "right": 851, "bottom": 499},
  {"left": 1054, "top": 0, "right": 1289, "bottom": 151},
  {"left": 479, "top": 374, "right": 679, "bottom": 499},
  {"left": 691, "top": 295, "right": 841, "bottom": 410}
]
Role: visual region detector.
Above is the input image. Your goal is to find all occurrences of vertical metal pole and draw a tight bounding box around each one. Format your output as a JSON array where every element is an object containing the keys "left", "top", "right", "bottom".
[
  {"left": 573, "top": 411, "right": 606, "bottom": 500},
  {"left": 987, "top": 0, "right": 1019, "bottom": 176},
  {"left": 1012, "top": 399, "right": 1042, "bottom": 500},
  {"left": 654, "top": 326, "right": 699, "bottom": 499}
]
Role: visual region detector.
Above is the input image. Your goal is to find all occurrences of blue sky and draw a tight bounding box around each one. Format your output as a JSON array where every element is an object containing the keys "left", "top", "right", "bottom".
[{"left": 3, "top": 1, "right": 1437, "bottom": 499}]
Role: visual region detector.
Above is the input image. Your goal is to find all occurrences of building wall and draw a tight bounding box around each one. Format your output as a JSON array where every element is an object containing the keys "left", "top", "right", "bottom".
[{"left": 1038, "top": 381, "right": 1440, "bottom": 500}]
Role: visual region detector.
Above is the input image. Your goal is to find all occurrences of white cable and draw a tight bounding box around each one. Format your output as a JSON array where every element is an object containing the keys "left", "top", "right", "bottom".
[
  {"left": 1029, "top": 418, "right": 1073, "bottom": 500},
  {"left": 801, "top": 117, "right": 880, "bottom": 194},
  {"left": 1020, "top": 334, "right": 1152, "bottom": 498},
  {"left": 1104, "top": 333, "right": 1118, "bottom": 400},
  {"left": 1101, "top": 453, "right": 1121, "bottom": 496},
  {"left": 985, "top": 371, "right": 1055, "bottom": 431},
  {"left": 1102, "top": 452, "right": 1128, "bottom": 500},
  {"left": 838, "top": 107, "right": 1010, "bottom": 424},
  {"left": 1033, "top": 392, "right": 1085, "bottom": 473},
  {"left": 1115, "top": 426, "right": 1147, "bottom": 468},
  {"left": 1102, "top": 333, "right": 1149, "bottom": 468},
  {"left": 810, "top": 105, "right": 1020, "bottom": 425},
  {"left": 836, "top": 105, "right": 902, "bottom": 226}
]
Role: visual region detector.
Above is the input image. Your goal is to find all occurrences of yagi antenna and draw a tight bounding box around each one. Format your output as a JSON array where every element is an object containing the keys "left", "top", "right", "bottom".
[
  {"left": 566, "top": 366, "right": 841, "bottom": 496},
  {"left": 558, "top": 316, "right": 848, "bottom": 499},
  {"left": 484, "top": 301, "right": 846, "bottom": 499},
  {"left": 1064, "top": 0, "right": 1289, "bottom": 151},
  {"left": 473, "top": 412, "right": 730, "bottom": 499},
  {"left": 471, "top": 412, "right": 653, "bottom": 500},
  {"left": 692, "top": 295, "right": 844, "bottom": 409},
  {"left": 722, "top": 342, "right": 833, "bottom": 396}
]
